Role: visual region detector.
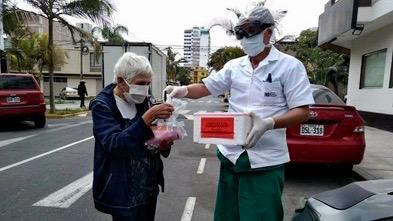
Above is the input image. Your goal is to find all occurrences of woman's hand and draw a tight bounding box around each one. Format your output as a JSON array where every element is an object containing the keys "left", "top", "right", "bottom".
[
  {"left": 142, "top": 103, "right": 174, "bottom": 125},
  {"left": 158, "top": 138, "right": 173, "bottom": 151}
]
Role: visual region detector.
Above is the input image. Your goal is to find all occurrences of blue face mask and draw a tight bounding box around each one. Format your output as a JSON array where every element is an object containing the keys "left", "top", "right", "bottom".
[{"left": 240, "top": 31, "right": 266, "bottom": 57}]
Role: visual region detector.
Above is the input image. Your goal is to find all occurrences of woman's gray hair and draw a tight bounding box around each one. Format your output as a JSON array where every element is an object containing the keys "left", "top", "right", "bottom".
[{"left": 113, "top": 52, "right": 153, "bottom": 83}]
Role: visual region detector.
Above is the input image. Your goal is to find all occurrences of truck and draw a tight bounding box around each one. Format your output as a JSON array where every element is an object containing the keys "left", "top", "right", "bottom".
[{"left": 101, "top": 42, "right": 167, "bottom": 102}]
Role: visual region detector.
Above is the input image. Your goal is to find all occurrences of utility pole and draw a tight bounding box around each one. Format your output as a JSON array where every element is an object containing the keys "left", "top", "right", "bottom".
[
  {"left": 78, "top": 39, "right": 89, "bottom": 80},
  {"left": 0, "top": 0, "right": 3, "bottom": 51}
]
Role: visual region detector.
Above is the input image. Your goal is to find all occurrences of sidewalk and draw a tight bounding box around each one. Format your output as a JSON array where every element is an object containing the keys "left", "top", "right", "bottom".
[
  {"left": 353, "top": 127, "right": 393, "bottom": 180},
  {"left": 45, "top": 99, "right": 92, "bottom": 110}
]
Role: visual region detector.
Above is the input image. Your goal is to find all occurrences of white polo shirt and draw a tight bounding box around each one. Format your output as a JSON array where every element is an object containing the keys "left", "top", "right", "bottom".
[{"left": 203, "top": 47, "right": 315, "bottom": 168}]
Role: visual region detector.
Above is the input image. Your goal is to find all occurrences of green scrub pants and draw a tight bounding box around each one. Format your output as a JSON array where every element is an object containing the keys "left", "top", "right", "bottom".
[{"left": 214, "top": 151, "right": 285, "bottom": 221}]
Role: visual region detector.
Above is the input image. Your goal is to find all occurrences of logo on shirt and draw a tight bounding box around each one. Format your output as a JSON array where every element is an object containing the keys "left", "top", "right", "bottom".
[{"left": 264, "top": 92, "right": 277, "bottom": 97}]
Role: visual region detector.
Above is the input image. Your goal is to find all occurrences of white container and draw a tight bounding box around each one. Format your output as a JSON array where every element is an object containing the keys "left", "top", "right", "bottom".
[{"left": 193, "top": 112, "right": 252, "bottom": 145}]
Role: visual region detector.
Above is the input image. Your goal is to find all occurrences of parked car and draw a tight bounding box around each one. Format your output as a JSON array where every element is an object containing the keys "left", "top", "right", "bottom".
[
  {"left": 286, "top": 84, "right": 365, "bottom": 169},
  {"left": 293, "top": 179, "right": 393, "bottom": 221},
  {"left": 59, "top": 87, "right": 78, "bottom": 99},
  {"left": 0, "top": 73, "right": 46, "bottom": 128}
]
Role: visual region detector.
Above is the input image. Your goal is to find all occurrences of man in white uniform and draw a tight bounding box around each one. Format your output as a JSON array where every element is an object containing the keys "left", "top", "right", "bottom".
[{"left": 165, "top": 5, "right": 314, "bottom": 221}]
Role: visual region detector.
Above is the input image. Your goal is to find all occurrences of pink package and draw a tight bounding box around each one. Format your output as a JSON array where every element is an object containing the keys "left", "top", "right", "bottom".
[{"left": 147, "top": 125, "right": 182, "bottom": 147}]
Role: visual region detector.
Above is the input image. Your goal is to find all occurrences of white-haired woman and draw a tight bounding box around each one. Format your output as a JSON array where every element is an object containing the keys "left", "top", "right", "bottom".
[{"left": 91, "top": 52, "right": 174, "bottom": 221}]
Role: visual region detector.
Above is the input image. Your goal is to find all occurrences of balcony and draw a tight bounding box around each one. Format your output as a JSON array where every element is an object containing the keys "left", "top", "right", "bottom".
[{"left": 318, "top": 0, "right": 393, "bottom": 50}]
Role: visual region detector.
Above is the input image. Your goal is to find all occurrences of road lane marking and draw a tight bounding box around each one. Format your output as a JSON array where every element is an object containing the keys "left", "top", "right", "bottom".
[
  {"left": 181, "top": 197, "right": 196, "bottom": 221},
  {"left": 47, "top": 123, "right": 70, "bottom": 128},
  {"left": 198, "top": 101, "right": 204, "bottom": 103},
  {"left": 0, "top": 136, "right": 94, "bottom": 173},
  {"left": 184, "top": 115, "right": 194, "bottom": 120},
  {"left": 204, "top": 144, "right": 210, "bottom": 149},
  {"left": 197, "top": 158, "right": 206, "bottom": 174},
  {"left": 0, "top": 135, "right": 36, "bottom": 148},
  {"left": 33, "top": 172, "right": 93, "bottom": 208},
  {"left": 179, "top": 109, "right": 191, "bottom": 115},
  {"left": 44, "top": 121, "right": 92, "bottom": 134}
]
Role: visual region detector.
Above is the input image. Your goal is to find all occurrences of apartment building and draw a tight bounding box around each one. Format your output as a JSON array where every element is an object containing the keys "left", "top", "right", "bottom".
[{"left": 183, "top": 27, "right": 211, "bottom": 68}]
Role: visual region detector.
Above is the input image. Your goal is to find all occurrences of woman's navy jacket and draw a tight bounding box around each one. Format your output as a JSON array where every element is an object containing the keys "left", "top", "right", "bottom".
[{"left": 90, "top": 83, "right": 165, "bottom": 217}]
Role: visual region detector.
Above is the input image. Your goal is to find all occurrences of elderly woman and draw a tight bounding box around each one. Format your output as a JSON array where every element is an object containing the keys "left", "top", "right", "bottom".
[{"left": 90, "top": 52, "right": 174, "bottom": 221}]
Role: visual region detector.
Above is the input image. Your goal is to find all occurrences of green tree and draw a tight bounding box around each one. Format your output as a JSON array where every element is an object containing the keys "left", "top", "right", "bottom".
[
  {"left": 13, "top": 0, "right": 114, "bottom": 113},
  {"left": 6, "top": 33, "right": 68, "bottom": 79},
  {"left": 292, "top": 29, "right": 348, "bottom": 95},
  {"left": 208, "top": 46, "right": 245, "bottom": 71},
  {"left": 92, "top": 24, "right": 128, "bottom": 44},
  {"left": 165, "top": 47, "right": 181, "bottom": 81},
  {"left": 176, "top": 66, "right": 192, "bottom": 85}
]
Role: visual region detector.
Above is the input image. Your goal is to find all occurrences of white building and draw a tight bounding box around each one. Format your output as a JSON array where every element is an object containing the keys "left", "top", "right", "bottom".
[
  {"left": 318, "top": 0, "right": 393, "bottom": 131},
  {"left": 16, "top": 15, "right": 102, "bottom": 96},
  {"left": 183, "top": 27, "right": 210, "bottom": 68}
]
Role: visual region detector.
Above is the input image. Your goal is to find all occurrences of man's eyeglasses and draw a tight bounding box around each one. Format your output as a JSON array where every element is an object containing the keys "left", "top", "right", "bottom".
[{"left": 234, "top": 21, "right": 272, "bottom": 40}]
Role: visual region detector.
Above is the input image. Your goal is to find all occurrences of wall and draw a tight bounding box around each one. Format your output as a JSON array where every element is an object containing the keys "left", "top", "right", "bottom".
[{"left": 347, "top": 24, "right": 393, "bottom": 115}]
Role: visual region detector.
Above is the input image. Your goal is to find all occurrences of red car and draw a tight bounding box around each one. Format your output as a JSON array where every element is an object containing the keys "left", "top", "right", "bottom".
[
  {"left": 0, "top": 73, "right": 46, "bottom": 128},
  {"left": 287, "top": 85, "right": 365, "bottom": 168}
]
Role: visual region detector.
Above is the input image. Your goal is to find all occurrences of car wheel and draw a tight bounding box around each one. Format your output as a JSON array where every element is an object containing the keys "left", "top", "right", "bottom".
[{"left": 34, "top": 115, "right": 46, "bottom": 128}]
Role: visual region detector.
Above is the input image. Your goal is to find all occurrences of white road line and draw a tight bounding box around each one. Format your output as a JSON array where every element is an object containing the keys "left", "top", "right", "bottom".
[
  {"left": 184, "top": 115, "right": 194, "bottom": 120},
  {"left": 181, "top": 197, "right": 196, "bottom": 221},
  {"left": 33, "top": 172, "right": 93, "bottom": 208},
  {"left": 0, "top": 136, "right": 94, "bottom": 173},
  {"left": 47, "top": 123, "right": 70, "bottom": 128},
  {"left": 0, "top": 135, "right": 36, "bottom": 148},
  {"left": 197, "top": 158, "right": 206, "bottom": 174},
  {"left": 198, "top": 101, "right": 204, "bottom": 103},
  {"left": 77, "top": 113, "right": 88, "bottom": 117},
  {"left": 207, "top": 100, "right": 212, "bottom": 103},
  {"left": 204, "top": 144, "right": 210, "bottom": 149},
  {"left": 44, "top": 121, "right": 92, "bottom": 134},
  {"left": 178, "top": 109, "right": 191, "bottom": 115}
]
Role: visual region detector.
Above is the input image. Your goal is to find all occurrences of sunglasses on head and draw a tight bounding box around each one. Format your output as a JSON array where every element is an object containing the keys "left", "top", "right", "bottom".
[{"left": 234, "top": 21, "right": 273, "bottom": 40}]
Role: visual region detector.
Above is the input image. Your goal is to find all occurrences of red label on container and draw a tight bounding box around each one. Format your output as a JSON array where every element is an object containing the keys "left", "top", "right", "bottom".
[{"left": 201, "top": 117, "right": 234, "bottom": 139}]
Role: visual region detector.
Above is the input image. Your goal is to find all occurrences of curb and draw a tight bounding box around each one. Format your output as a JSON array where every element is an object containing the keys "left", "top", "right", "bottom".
[{"left": 46, "top": 111, "right": 89, "bottom": 119}]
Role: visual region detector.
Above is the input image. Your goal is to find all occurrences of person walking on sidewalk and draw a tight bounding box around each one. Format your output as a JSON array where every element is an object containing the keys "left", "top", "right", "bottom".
[
  {"left": 165, "top": 5, "right": 314, "bottom": 221},
  {"left": 77, "top": 80, "right": 88, "bottom": 108}
]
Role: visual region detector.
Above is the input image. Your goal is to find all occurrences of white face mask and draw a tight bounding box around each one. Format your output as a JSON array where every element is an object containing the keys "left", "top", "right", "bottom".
[
  {"left": 123, "top": 80, "right": 149, "bottom": 104},
  {"left": 240, "top": 31, "right": 266, "bottom": 57}
]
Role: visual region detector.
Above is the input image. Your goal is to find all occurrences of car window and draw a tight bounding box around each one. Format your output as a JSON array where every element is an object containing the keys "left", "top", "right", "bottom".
[
  {"left": 0, "top": 75, "right": 37, "bottom": 90},
  {"left": 312, "top": 88, "right": 345, "bottom": 105}
]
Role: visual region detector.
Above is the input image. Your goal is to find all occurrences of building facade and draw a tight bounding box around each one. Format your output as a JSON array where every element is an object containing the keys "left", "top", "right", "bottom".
[
  {"left": 318, "top": 0, "right": 393, "bottom": 131},
  {"left": 183, "top": 27, "right": 210, "bottom": 68},
  {"left": 12, "top": 15, "right": 102, "bottom": 97}
]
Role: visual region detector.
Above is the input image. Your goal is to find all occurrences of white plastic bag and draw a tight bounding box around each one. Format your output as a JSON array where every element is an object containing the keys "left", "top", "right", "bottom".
[{"left": 146, "top": 98, "right": 187, "bottom": 148}]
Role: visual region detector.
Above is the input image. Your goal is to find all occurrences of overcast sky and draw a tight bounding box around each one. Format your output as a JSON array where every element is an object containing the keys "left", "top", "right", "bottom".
[
  {"left": 14, "top": 0, "right": 328, "bottom": 53},
  {"left": 112, "top": 0, "right": 328, "bottom": 51}
]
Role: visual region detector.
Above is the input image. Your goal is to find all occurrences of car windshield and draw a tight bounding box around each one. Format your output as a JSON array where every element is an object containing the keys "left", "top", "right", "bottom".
[
  {"left": 0, "top": 75, "right": 37, "bottom": 90},
  {"left": 312, "top": 88, "right": 345, "bottom": 105}
]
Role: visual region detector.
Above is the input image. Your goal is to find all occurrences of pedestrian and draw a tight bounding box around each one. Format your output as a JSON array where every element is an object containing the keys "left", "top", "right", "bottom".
[
  {"left": 77, "top": 80, "right": 88, "bottom": 108},
  {"left": 90, "top": 52, "right": 174, "bottom": 221},
  {"left": 165, "top": 5, "right": 314, "bottom": 221}
]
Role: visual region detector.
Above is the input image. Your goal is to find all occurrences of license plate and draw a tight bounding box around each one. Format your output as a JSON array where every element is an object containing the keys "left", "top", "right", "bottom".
[
  {"left": 6, "top": 96, "right": 20, "bottom": 103},
  {"left": 300, "top": 124, "right": 324, "bottom": 136}
]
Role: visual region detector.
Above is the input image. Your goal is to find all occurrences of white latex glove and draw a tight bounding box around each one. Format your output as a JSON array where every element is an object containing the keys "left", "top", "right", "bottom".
[
  {"left": 244, "top": 112, "right": 275, "bottom": 149},
  {"left": 163, "top": 86, "right": 188, "bottom": 99}
]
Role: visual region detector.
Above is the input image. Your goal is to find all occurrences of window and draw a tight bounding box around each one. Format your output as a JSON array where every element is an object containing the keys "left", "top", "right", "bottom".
[
  {"left": 390, "top": 52, "right": 393, "bottom": 88},
  {"left": 360, "top": 49, "right": 387, "bottom": 89},
  {"left": 90, "top": 52, "right": 102, "bottom": 72},
  {"left": 312, "top": 88, "right": 345, "bottom": 105},
  {"left": 0, "top": 75, "right": 37, "bottom": 90}
]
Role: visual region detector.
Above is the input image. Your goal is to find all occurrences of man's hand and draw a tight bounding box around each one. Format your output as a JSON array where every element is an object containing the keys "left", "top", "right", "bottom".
[
  {"left": 164, "top": 86, "right": 188, "bottom": 99},
  {"left": 244, "top": 113, "right": 275, "bottom": 149},
  {"left": 142, "top": 103, "right": 174, "bottom": 125}
]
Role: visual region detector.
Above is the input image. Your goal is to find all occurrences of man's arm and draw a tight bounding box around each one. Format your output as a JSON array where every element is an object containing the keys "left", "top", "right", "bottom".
[
  {"left": 185, "top": 83, "right": 211, "bottom": 99},
  {"left": 273, "top": 106, "right": 310, "bottom": 129}
]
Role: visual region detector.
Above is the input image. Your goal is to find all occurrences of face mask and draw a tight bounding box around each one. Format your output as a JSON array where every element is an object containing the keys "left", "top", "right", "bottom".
[
  {"left": 240, "top": 31, "right": 266, "bottom": 57},
  {"left": 123, "top": 80, "right": 149, "bottom": 104}
]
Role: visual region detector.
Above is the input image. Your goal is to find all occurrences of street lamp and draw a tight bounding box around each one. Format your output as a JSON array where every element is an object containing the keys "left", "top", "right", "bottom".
[{"left": 75, "top": 39, "right": 89, "bottom": 80}]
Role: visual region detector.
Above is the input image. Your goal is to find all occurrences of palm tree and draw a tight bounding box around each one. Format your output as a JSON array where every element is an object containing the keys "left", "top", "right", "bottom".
[
  {"left": 164, "top": 47, "right": 181, "bottom": 82},
  {"left": 12, "top": 0, "right": 114, "bottom": 113},
  {"left": 92, "top": 24, "right": 128, "bottom": 44}
]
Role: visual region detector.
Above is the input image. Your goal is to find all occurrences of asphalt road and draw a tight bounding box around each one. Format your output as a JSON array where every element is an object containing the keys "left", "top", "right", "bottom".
[{"left": 0, "top": 96, "right": 361, "bottom": 221}]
